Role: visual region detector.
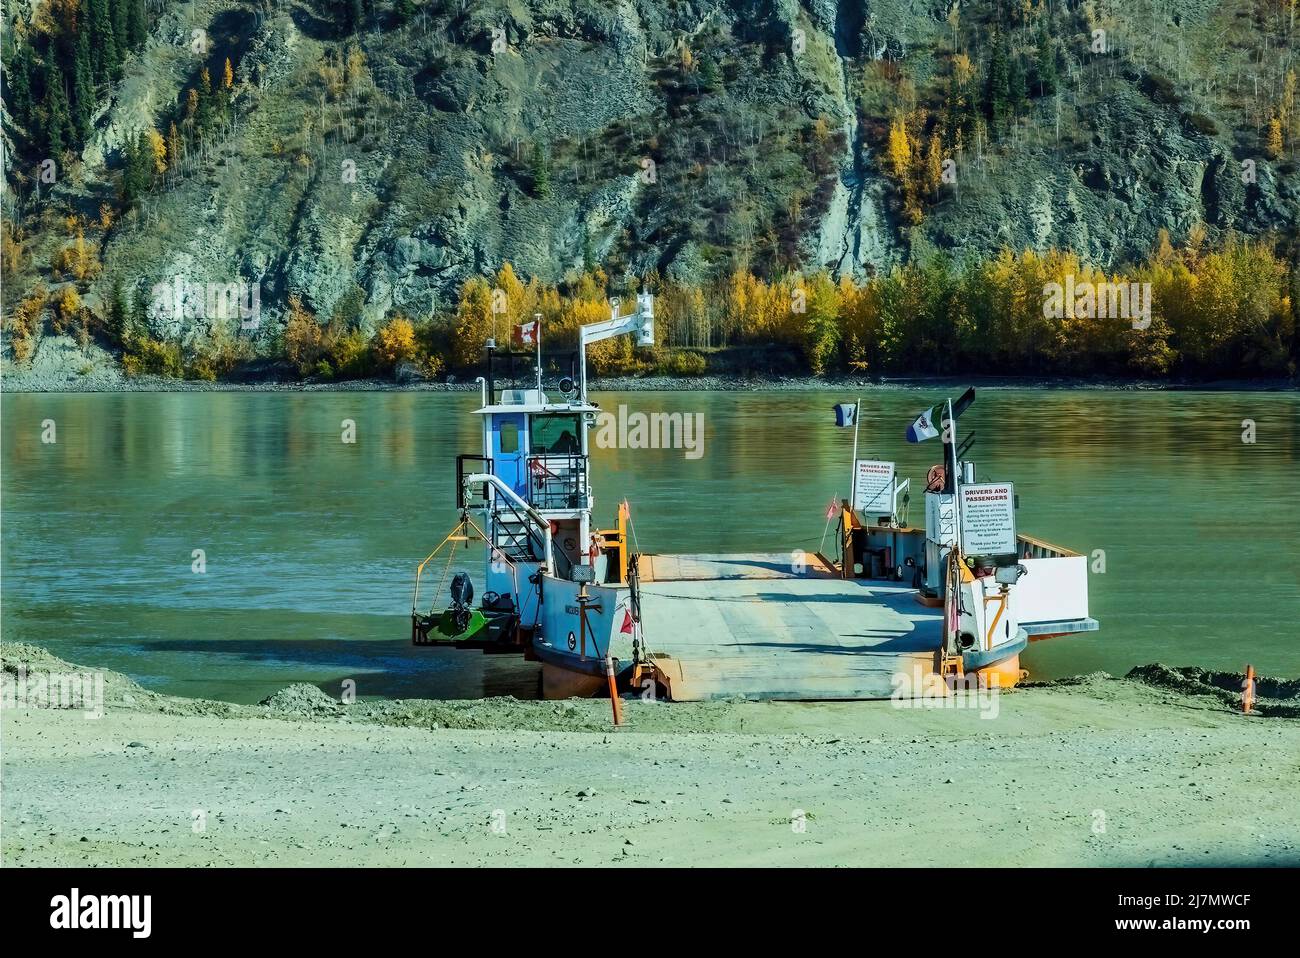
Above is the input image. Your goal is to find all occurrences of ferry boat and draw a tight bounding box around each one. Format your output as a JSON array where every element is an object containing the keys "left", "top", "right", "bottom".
[{"left": 410, "top": 293, "right": 1098, "bottom": 702}]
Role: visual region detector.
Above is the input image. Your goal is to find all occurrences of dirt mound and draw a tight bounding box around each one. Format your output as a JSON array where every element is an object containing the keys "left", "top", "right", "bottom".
[
  {"left": 1126, "top": 664, "right": 1300, "bottom": 718},
  {"left": 1023, "top": 671, "right": 1115, "bottom": 689},
  {"left": 258, "top": 684, "right": 346, "bottom": 717},
  {"left": 1, "top": 641, "right": 157, "bottom": 711}
]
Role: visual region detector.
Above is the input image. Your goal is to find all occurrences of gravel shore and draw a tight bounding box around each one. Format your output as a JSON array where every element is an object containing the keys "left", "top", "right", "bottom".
[
  {"left": 3, "top": 643, "right": 1297, "bottom": 867},
  {"left": 5, "top": 367, "right": 1295, "bottom": 394},
  {"left": 3, "top": 337, "right": 1296, "bottom": 393}
]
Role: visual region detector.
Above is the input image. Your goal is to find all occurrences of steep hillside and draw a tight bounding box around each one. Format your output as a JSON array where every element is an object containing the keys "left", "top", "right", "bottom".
[{"left": 2, "top": 0, "right": 1298, "bottom": 380}]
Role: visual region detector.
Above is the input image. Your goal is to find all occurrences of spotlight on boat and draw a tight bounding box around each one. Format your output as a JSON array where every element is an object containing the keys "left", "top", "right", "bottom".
[
  {"left": 558, "top": 376, "right": 577, "bottom": 399},
  {"left": 995, "top": 564, "right": 1027, "bottom": 585}
]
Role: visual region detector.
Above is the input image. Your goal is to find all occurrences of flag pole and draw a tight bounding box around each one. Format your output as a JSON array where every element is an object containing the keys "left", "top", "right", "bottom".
[
  {"left": 848, "top": 397, "right": 861, "bottom": 515},
  {"left": 946, "top": 397, "right": 961, "bottom": 554},
  {"left": 533, "top": 311, "right": 542, "bottom": 395}
]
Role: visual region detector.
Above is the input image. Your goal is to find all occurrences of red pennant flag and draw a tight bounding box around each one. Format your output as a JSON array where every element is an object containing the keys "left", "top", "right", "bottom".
[
  {"left": 826, "top": 498, "right": 838, "bottom": 519},
  {"left": 620, "top": 609, "right": 635, "bottom": 634}
]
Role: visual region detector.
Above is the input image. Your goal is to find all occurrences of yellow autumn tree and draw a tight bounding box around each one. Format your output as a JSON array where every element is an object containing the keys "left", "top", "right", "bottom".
[
  {"left": 147, "top": 128, "right": 167, "bottom": 175},
  {"left": 0, "top": 221, "right": 23, "bottom": 280},
  {"left": 452, "top": 277, "right": 494, "bottom": 368},
  {"left": 52, "top": 230, "right": 100, "bottom": 281},
  {"left": 6, "top": 284, "right": 46, "bottom": 364},
  {"left": 373, "top": 315, "right": 417, "bottom": 369},
  {"left": 283, "top": 294, "right": 324, "bottom": 374},
  {"left": 924, "top": 131, "right": 944, "bottom": 197},
  {"left": 953, "top": 52, "right": 974, "bottom": 88},
  {"left": 799, "top": 271, "right": 842, "bottom": 373},
  {"left": 53, "top": 285, "right": 82, "bottom": 334},
  {"left": 494, "top": 261, "right": 534, "bottom": 331},
  {"left": 886, "top": 114, "right": 911, "bottom": 179},
  {"left": 1265, "top": 116, "right": 1283, "bottom": 159}
]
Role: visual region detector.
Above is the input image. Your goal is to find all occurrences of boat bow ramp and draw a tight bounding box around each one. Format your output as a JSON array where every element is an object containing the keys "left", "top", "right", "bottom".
[{"left": 637, "top": 553, "right": 942, "bottom": 701}]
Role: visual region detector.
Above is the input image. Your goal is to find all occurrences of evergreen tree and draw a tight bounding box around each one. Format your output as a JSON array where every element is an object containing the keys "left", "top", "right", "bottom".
[
  {"left": 697, "top": 54, "right": 721, "bottom": 92},
  {"left": 110, "top": 0, "right": 129, "bottom": 74},
  {"left": 1008, "top": 54, "right": 1027, "bottom": 116},
  {"left": 42, "top": 60, "right": 74, "bottom": 157},
  {"left": 984, "top": 37, "right": 1010, "bottom": 129},
  {"left": 126, "top": 0, "right": 147, "bottom": 51},
  {"left": 530, "top": 142, "right": 551, "bottom": 198},
  {"left": 1035, "top": 29, "right": 1057, "bottom": 98},
  {"left": 88, "top": 0, "right": 118, "bottom": 85},
  {"left": 107, "top": 274, "right": 129, "bottom": 342},
  {"left": 72, "top": 26, "right": 96, "bottom": 142},
  {"left": 195, "top": 68, "right": 214, "bottom": 134},
  {"left": 122, "top": 129, "right": 152, "bottom": 202},
  {"left": 7, "top": 41, "right": 34, "bottom": 129},
  {"left": 121, "top": 136, "right": 139, "bottom": 202},
  {"left": 124, "top": 284, "right": 148, "bottom": 346},
  {"left": 345, "top": 0, "right": 365, "bottom": 33},
  {"left": 394, "top": 0, "right": 417, "bottom": 23}
]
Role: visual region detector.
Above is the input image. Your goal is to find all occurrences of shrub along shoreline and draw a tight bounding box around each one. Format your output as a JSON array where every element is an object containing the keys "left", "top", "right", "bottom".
[{"left": 5, "top": 233, "right": 1296, "bottom": 386}]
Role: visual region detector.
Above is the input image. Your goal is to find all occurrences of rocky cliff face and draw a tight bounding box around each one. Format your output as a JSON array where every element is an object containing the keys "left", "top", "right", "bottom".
[{"left": 5, "top": 0, "right": 1298, "bottom": 349}]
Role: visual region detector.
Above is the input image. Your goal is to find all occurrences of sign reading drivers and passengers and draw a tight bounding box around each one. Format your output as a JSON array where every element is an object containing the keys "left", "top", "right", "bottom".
[
  {"left": 853, "top": 459, "right": 895, "bottom": 516},
  {"left": 959, "top": 482, "right": 1017, "bottom": 555}
]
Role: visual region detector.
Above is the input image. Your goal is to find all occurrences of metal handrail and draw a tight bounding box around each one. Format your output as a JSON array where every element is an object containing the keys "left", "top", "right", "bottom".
[
  {"left": 527, "top": 453, "right": 587, "bottom": 511},
  {"left": 455, "top": 454, "right": 493, "bottom": 509},
  {"left": 1016, "top": 533, "right": 1080, "bottom": 559}
]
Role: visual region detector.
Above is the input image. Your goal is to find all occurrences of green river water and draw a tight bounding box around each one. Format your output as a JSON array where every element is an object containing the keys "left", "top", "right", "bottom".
[{"left": 2, "top": 388, "right": 1297, "bottom": 702}]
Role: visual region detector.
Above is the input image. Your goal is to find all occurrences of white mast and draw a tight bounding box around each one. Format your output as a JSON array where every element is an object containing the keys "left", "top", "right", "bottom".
[
  {"left": 946, "top": 397, "right": 961, "bottom": 554},
  {"left": 848, "top": 396, "right": 861, "bottom": 512},
  {"left": 533, "top": 312, "right": 543, "bottom": 396}
]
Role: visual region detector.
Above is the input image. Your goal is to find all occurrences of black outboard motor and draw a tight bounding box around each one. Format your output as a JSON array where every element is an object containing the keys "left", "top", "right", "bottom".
[{"left": 450, "top": 573, "right": 474, "bottom": 633}]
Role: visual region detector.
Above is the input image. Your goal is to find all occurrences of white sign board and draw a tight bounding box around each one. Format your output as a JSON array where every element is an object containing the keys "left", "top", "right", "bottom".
[
  {"left": 959, "top": 482, "right": 1017, "bottom": 555},
  {"left": 852, "top": 459, "right": 895, "bottom": 516}
]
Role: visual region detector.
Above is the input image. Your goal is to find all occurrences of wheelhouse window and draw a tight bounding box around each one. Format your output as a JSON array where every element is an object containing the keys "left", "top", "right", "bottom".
[
  {"left": 530, "top": 415, "right": 581, "bottom": 455},
  {"left": 499, "top": 421, "right": 519, "bottom": 453}
]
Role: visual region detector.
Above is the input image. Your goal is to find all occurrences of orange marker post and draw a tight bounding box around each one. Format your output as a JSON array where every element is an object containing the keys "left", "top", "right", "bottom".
[
  {"left": 605, "top": 655, "right": 624, "bottom": 726},
  {"left": 1243, "top": 664, "right": 1255, "bottom": 715}
]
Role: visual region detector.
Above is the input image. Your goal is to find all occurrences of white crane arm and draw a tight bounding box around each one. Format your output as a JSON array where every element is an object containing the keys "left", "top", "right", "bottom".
[{"left": 578, "top": 292, "right": 654, "bottom": 397}]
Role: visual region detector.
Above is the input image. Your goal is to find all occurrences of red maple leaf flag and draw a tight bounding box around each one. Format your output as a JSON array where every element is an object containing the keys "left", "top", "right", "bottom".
[{"left": 620, "top": 609, "right": 635, "bottom": 634}]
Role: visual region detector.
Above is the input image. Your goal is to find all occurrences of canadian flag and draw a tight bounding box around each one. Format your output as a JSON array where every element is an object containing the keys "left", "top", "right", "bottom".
[{"left": 518, "top": 320, "right": 538, "bottom": 345}]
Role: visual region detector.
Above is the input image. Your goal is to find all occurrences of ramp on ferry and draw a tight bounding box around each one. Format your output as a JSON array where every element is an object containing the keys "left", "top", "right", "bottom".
[{"left": 637, "top": 554, "right": 942, "bottom": 701}]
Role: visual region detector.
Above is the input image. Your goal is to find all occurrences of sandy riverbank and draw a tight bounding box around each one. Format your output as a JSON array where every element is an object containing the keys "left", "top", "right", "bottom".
[{"left": 2, "top": 643, "right": 1297, "bottom": 867}]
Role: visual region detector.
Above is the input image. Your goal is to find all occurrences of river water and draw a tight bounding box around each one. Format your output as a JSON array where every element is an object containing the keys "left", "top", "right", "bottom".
[{"left": 3, "top": 388, "right": 1297, "bottom": 702}]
